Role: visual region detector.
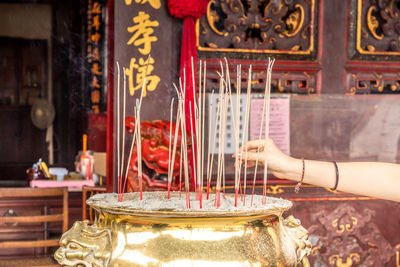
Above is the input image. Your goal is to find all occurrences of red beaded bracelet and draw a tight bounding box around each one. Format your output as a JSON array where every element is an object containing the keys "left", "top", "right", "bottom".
[{"left": 294, "top": 158, "right": 305, "bottom": 193}]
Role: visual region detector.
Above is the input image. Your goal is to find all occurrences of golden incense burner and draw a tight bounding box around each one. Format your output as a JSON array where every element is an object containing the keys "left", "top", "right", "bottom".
[{"left": 55, "top": 192, "right": 311, "bottom": 266}]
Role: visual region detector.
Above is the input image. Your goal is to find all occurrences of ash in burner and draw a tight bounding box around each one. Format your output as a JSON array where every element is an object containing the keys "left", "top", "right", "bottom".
[{"left": 87, "top": 192, "right": 292, "bottom": 213}]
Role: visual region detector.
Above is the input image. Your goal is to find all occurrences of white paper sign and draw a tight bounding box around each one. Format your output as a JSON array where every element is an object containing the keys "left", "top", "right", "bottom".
[{"left": 250, "top": 97, "right": 290, "bottom": 155}]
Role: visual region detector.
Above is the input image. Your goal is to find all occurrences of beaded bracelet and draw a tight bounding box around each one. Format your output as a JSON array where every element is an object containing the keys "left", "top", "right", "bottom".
[{"left": 294, "top": 158, "right": 305, "bottom": 193}]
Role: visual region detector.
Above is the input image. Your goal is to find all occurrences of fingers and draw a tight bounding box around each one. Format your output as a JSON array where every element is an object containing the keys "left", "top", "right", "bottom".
[
  {"left": 246, "top": 162, "right": 256, "bottom": 168},
  {"left": 233, "top": 151, "right": 264, "bottom": 164},
  {"left": 234, "top": 139, "right": 266, "bottom": 156},
  {"left": 231, "top": 157, "right": 257, "bottom": 168}
]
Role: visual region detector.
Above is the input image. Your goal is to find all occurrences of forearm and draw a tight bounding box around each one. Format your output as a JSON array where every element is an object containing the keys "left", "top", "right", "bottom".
[
  {"left": 277, "top": 158, "right": 400, "bottom": 202},
  {"left": 338, "top": 162, "right": 400, "bottom": 202}
]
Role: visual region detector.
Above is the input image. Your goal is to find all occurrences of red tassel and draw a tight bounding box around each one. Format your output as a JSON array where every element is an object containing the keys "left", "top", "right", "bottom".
[{"left": 167, "top": 0, "right": 208, "bottom": 19}]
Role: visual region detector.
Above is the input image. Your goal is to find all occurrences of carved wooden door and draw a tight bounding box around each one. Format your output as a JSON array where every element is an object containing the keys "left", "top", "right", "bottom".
[{"left": 197, "top": 0, "right": 400, "bottom": 266}]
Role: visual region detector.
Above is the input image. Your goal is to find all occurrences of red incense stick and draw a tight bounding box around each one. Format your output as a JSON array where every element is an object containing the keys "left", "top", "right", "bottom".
[
  {"left": 206, "top": 180, "right": 210, "bottom": 200},
  {"left": 234, "top": 188, "right": 238, "bottom": 207}
]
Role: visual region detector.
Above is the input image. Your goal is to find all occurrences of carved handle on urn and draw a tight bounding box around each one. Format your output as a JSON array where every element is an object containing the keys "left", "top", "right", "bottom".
[
  {"left": 282, "top": 215, "right": 312, "bottom": 265},
  {"left": 54, "top": 220, "right": 112, "bottom": 267},
  {"left": 301, "top": 255, "right": 311, "bottom": 267}
]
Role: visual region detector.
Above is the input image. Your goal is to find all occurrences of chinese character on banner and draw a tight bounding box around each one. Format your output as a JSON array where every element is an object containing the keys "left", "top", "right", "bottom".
[
  {"left": 91, "top": 32, "right": 101, "bottom": 45},
  {"left": 91, "top": 63, "right": 102, "bottom": 76},
  {"left": 92, "top": 2, "right": 102, "bottom": 13},
  {"left": 91, "top": 88, "right": 100, "bottom": 114},
  {"left": 92, "top": 15, "right": 101, "bottom": 31},
  {"left": 125, "top": 56, "right": 160, "bottom": 97},
  {"left": 125, "top": 0, "right": 161, "bottom": 9},
  {"left": 127, "top": 11, "right": 159, "bottom": 55},
  {"left": 87, "top": 0, "right": 104, "bottom": 114},
  {"left": 91, "top": 90, "right": 100, "bottom": 105},
  {"left": 91, "top": 76, "right": 101, "bottom": 88},
  {"left": 92, "top": 47, "right": 100, "bottom": 61}
]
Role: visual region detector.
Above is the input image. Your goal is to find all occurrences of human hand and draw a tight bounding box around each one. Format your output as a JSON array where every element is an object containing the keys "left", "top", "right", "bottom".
[{"left": 232, "top": 138, "right": 296, "bottom": 179}]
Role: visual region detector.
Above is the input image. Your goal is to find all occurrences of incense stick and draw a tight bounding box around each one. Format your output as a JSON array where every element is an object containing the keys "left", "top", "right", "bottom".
[
  {"left": 179, "top": 139, "right": 183, "bottom": 198},
  {"left": 168, "top": 109, "right": 181, "bottom": 199},
  {"left": 120, "top": 67, "right": 127, "bottom": 200},
  {"left": 242, "top": 65, "right": 252, "bottom": 205},
  {"left": 189, "top": 102, "right": 200, "bottom": 208},
  {"left": 225, "top": 58, "right": 238, "bottom": 138},
  {"left": 135, "top": 101, "right": 143, "bottom": 200},
  {"left": 196, "top": 61, "right": 202, "bottom": 201},
  {"left": 207, "top": 97, "right": 220, "bottom": 200},
  {"left": 200, "top": 61, "right": 206, "bottom": 204},
  {"left": 179, "top": 97, "right": 191, "bottom": 208},
  {"left": 251, "top": 92, "right": 267, "bottom": 206},
  {"left": 206, "top": 90, "right": 213, "bottom": 199},
  {"left": 117, "top": 55, "right": 150, "bottom": 201},
  {"left": 214, "top": 64, "right": 226, "bottom": 207},
  {"left": 251, "top": 58, "right": 275, "bottom": 206},
  {"left": 167, "top": 98, "right": 175, "bottom": 195},
  {"left": 224, "top": 58, "right": 240, "bottom": 205},
  {"left": 168, "top": 91, "right": 182, "bottom": 199},
  {"left": 221, "top": 92, "right": 229, "bottom": 199},
  {"left": 215, "top": 96, "right": 224, "bottom": 208},
  {"left": 116, "top": 62, "right": 121, "bottom": 200},
  {"left": 209, "top": 99, "right": 220, "bottom": 199},
  {"left": 191, "top": 58, "right": 199, "bottom": 195},
  {"left": 182, "top": 69, "right": 191, "bottom": 208},
  {"left": 121, "top": 115, "right": 137, "bottom": 198},
  {"left": 189, "top": 101, "right": 197, "bottom": 191},
  {"left": 234, "top": 64, "right": 242, "bottom": 206},
  {"left": 262, "top": 58, "right": 275, "bottom": 204}
]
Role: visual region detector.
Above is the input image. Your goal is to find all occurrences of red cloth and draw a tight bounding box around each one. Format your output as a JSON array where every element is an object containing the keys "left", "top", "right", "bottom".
[
  {"left": 180, "top": 16, "right": 197, "bottom": 135},
  {"left": 168, "top": 0, "right": 208, "bottom": 189},
  {"left": 167, "top": 0, "right": 208, "bottom": 19}
]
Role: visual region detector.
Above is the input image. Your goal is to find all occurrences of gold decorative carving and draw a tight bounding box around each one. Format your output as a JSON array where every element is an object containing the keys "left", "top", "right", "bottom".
[
  {"left": 309, "top": 204, "right": 394, "bottom": 265},
  {"left": 274, "top": 72, "right": 315, "bottom": 94},
  {"left": 355, "top": 0, "right": 400, "bottom": 55},
  {"left": 366, "top": 45, "right": 375, "bottom": 51},
  {"left": 206, "top": 0, "right": 227, "bottom": 36},
  {"left": 200, "top": 20, "right": 208, "bottom": 35},
  {"left": 367, "top": 6, "right": 384, "bottom": 40},
  {"left": 205, "top": 67, "right": 316, "bottom": 95},
  {"left": 346, "top": 71, "right": 400, "bottom": 94},
  {"left": 311, "top": 246, "right": 321, "bottom": 256},
  {"left": 396, "top": 243, "right": 400, "bottom": 267},
  {"left": 54, "top": 220, "right": 112, "bottom": 267},
  {"left": 197, "top": 0, "right": 316, "bottom": 55},
  {"left": 266, "top": 185, "right": 284, "bottom": 194},
  {"left": 324, "top": 187, "right": 346, "bottom": 194},
  {"left": 329, "top": 253, "right": 360, "bottom": 267},
  {"left": 283, "top": 215, "right": 312, "bottom": 261},
  {"left": 291, "top": 45, "right": 301, "bottom": 50},
  {"left": 347, "top": 87, "right": 357, "bottom": 95},
  {"left": 332, "top": 216, "right": 357, "bottom": 233},
  {"left": 283, "top": 4, "right": 304, "bottom": 37}
]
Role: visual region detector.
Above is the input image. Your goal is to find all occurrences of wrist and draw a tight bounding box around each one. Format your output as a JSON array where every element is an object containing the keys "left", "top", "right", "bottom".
[{"left": 281, "top": 157, "right": 304, "bottom": 182}]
